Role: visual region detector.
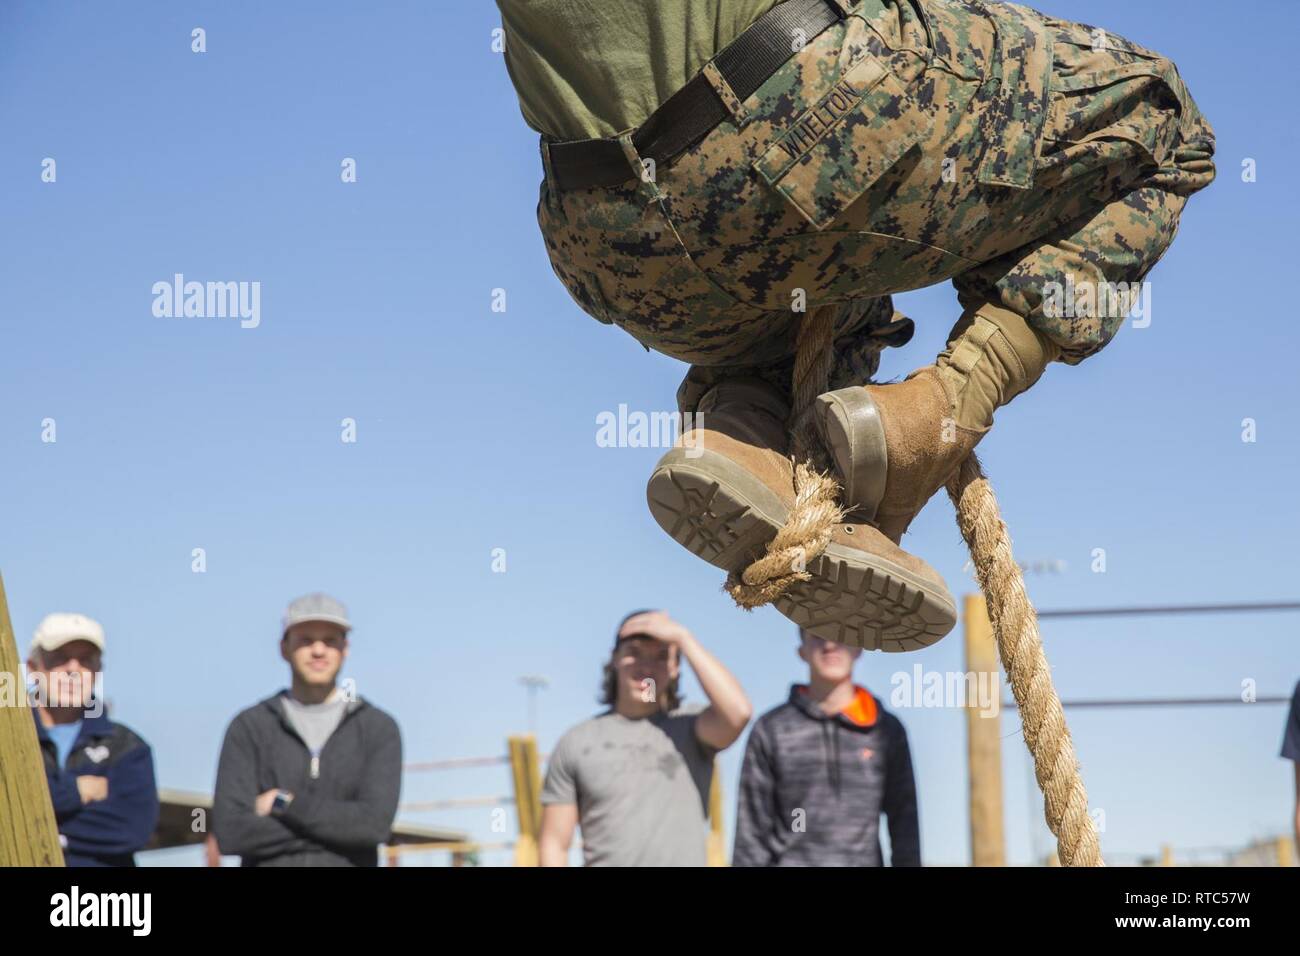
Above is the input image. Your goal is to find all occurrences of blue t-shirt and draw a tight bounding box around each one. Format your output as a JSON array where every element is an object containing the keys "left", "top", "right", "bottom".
[
  {"left": 1283, "top": 681, "right": 1300, "bottom": 761},
  {"left": 46, "top": 720, "right": 83, "bottom": 768}
]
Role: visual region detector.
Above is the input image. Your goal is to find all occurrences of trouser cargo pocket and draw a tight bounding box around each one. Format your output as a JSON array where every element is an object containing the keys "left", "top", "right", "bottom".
[
  {"left": 969, "top": 0, "right": 1054, "bottom": 190},
  {"left": 752, "top": 46, "right": 935, "bottom": 229}
]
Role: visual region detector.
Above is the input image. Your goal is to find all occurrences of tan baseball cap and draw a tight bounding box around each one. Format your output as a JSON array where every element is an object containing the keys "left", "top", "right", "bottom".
[{"left": 31, "top": 613, "right": 106, "bottom": 656}]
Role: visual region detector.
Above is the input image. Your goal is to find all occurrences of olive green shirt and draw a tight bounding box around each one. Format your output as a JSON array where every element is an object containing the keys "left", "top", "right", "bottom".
[{"left": 497, "top": 0, "right": 783, "bottom": 141}]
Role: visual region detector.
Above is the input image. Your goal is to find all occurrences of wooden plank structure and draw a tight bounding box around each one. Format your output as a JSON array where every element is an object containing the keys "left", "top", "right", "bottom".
[
  {"left": 508, "top": 733, "right": 542, "bottom": 866},
  {"left": 964, "top": 593, "right": 1005, "bottom": 866},
  {"left": 706, "top": 761, "right": 726, "bottom": 866},
  {"left": 0, "top": 572, "right": 65, "bottom": 866}
]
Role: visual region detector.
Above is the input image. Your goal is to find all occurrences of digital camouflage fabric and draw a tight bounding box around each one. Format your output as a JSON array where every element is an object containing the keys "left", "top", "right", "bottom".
[{"left": 531, "top": 0, "right": 1215, "bottom": 412}]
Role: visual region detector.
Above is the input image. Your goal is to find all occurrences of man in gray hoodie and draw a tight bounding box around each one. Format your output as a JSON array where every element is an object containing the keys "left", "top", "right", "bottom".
[
  {"left": 733, "top": 628, "right": 919, "bottom": 866},
  {"left": 212, "top": 593, "right": 402, "bottom": 866}
]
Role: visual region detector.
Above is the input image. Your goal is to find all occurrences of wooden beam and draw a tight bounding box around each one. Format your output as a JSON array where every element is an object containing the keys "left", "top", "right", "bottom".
[
  {"left": 508, "top": 734, "right": 542, "bottom": 867},
  {"left": 0, "top": 573, "right": 65, "bottom": 866},
  {"left": 964, "top": 593, "right": 1005, "bottom": 867},
  {"left": 706, "top": 758, "right": 726, "bottom": 866}
]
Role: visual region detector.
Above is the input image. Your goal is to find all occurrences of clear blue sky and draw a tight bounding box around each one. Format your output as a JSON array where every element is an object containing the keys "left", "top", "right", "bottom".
[{"left": 1, "top": 0, "right": 1295, "bottom": 866}]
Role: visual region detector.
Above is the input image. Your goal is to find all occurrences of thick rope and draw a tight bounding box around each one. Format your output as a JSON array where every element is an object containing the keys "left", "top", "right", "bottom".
[
  {"left": 728, "top": 303, "right": 1103, "bottom": 866},
  {"left": 726, "top": 305, "right": 844, "bottom": 608},
  {"left": 946, "top": 456, "right": 1104, "bottom": 866}
]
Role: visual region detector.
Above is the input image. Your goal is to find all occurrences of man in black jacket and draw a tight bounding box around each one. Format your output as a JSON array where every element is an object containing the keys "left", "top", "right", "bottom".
[
  {"left": 213, "top": 593, "right": 402, "bottom": 866},
  {"left": 28, "top": 612, "right": 160, "bottom": 866},
  {"left": 733, "top": 628, "right": 919, "bottom": 866},
  {"left": 1283, "top": 678, "right": 1300, "bottom": 854}
]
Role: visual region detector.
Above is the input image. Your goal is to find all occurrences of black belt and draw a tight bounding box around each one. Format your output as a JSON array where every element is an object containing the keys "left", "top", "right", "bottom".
[{"left": 545, "top": 0, "right": 850, "bottom": 192}]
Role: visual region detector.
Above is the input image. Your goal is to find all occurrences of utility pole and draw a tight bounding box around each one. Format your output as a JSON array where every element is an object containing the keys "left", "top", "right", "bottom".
[
  {"left": 964, "top": 593, "right": 1005, "bottom": 866},
  {"left": 518, "top": 675, "right": 549, "bottom": 735}
]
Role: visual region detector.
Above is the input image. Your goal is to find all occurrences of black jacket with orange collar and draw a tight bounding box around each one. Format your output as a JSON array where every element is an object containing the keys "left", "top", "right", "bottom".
[{"left": 733, "top": 684, "right": 920, "bottom": 867}]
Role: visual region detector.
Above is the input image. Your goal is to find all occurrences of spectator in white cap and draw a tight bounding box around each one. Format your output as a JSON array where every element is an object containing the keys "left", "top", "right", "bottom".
[
  {"left": 212, "top": 593, "right": 402, "bottom": 866},
  {"left": 27, "top": 612, "right": 160, "bottom": 867}
]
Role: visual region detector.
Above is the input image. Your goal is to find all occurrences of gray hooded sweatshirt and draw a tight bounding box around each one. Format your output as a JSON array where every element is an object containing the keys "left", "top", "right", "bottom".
[
  {"left": 733, "top": 684, "right": 920, "bottom": 866},
  {"left": 213, "top": 692, "right": 402, "bottom": 867}
]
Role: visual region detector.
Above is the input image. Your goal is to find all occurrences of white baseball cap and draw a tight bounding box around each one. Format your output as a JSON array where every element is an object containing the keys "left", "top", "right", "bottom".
[{"left": 31, "top": 613, "right": 106, "bottom": 656}]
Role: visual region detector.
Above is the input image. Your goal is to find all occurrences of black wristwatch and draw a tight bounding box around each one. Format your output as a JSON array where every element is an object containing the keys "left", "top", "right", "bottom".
[{"left": 270, "top": 790, "right": 294, "bottom": 817}]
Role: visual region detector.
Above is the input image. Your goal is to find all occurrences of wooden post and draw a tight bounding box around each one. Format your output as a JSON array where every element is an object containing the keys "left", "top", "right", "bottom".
[
  {"left": 1160, "top": 844, "right": 1174, "bottom": 867},
  {"left": 1277, "top": 835, "right": 1293, "bottom": 868},
  {"left": 508, "top": 734, "right": 542, "bottom": 867},
  {"left": 706, "top": 759, "right": 726, "bottom": 866},
  {"left": 964, "top": 593, "right": 1005, "bottom": 866},
  {"left": 0, "top": 573, "right": 65, "bottom": 866}
]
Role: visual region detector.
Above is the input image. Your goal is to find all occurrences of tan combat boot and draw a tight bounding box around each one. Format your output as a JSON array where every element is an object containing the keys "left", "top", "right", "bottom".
[
  {"left": 646, "top": 377, "right": 958, "bottom": 650},
  {"left": 812, "top": 304, "right": 1061, "bottom": 543}
]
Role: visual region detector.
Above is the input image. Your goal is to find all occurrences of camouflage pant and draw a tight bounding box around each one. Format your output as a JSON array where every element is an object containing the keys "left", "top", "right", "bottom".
[{"left": 535, "top": 0, "right": 1215, "bottom": 411}]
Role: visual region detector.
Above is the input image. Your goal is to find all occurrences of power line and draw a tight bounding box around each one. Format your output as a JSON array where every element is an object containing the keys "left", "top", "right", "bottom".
[
  {"left": 404, "top": 751, "right": 550, "bottom": 773},
  {"left": 1036, "top": 600, "right": 1300, "bottom": 619},
  {"left": 1002, "top": 695, "right": 1290, "bottom": 710}
]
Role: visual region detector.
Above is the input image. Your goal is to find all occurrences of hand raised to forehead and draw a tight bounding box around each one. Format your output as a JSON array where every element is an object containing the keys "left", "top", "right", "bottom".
[{"left": 618, "top": 610, "right": 690, "bottom": 646}]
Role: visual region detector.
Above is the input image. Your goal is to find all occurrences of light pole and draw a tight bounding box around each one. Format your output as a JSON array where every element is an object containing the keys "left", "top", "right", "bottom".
[{"left": 518, "top": 675, "right": 549, "bottom": 735}]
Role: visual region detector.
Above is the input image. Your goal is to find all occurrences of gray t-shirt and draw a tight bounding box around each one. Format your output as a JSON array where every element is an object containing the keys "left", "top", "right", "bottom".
[
  {"left": 281, "top": 692, "right": 348, "bottom": 755},
  {"left": 541, "top": 708, "right": 716, "bottom": 867}
]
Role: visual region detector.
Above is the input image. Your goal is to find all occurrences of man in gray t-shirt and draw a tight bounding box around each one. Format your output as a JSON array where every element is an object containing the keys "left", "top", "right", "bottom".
[{"left": 538, "top": 609, "right": 752, "bottom": 867}]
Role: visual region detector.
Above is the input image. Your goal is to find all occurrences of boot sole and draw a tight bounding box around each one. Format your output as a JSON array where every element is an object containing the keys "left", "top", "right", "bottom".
[
  {"left": 646, "top": 448, "right": 789, "bottom": 573},
  {"left": 647, "top": 448, "right": 957, "bottom": 651},
  {"left": 773, "top": 542, "right": 957, "bottom": 652}
]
